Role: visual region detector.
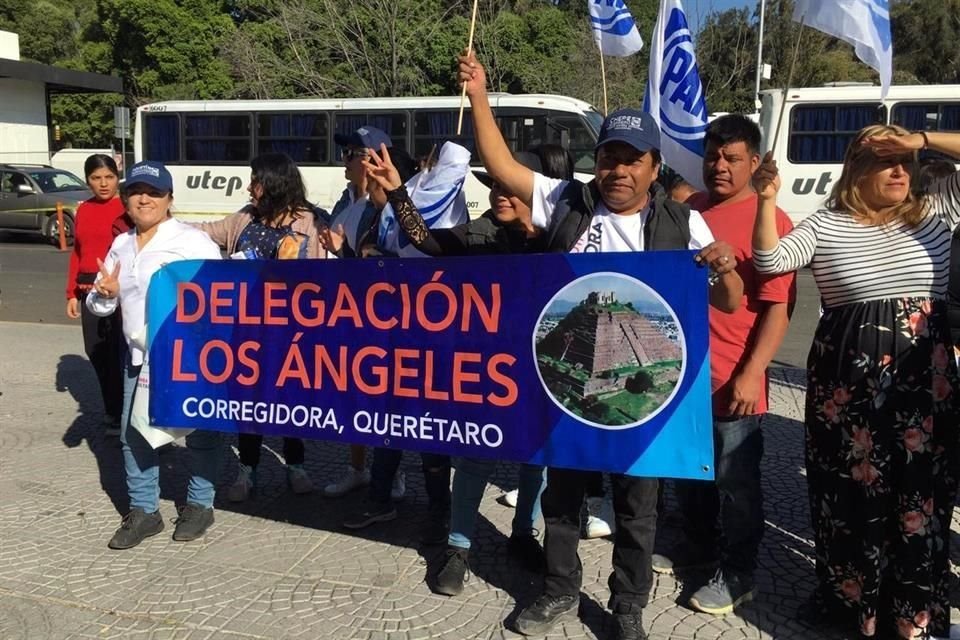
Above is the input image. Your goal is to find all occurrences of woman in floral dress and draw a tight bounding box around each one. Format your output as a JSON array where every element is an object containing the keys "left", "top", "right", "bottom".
[{"left": 751, "top": 125, "right": 960, "bottom": 639}]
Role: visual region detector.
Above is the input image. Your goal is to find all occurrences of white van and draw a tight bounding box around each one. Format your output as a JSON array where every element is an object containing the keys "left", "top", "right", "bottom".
[
  {"left": 759, "top": 84, "right": 960, "bottom": 223},
  {"left": 134, "top": 95, "right": 601, "bottom": 220}
]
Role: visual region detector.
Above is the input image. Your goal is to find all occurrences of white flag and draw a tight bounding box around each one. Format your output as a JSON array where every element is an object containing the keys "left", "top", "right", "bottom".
[
  {"left": 793, "top": 0, "right": 893, "bottom": 98},
  {"left": 643, "top": 0, "right": 707, "bottom": 190},
  {"left": 588, "top": 0, "right": 644, "bottom": 57},
  {"left": 377, "top": 141, "right": 470, "bottom": 258}
]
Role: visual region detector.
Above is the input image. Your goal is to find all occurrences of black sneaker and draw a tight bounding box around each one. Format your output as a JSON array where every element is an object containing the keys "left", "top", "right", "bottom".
[
  {"left": 650, "top": 541, "right": 717, "bottom": 575},
  {"left": 688, "top": 568, "right": 755, "bottom": 615},
  {"left": 433, "top": 546, "right": 469, "bottom": 596},
  {"left": 612, "top": 604, "right": 648, "bottom": 640},
  {"left": 507, "top": 531, "right": 544, "bottom": 572},
  {"left": 172, "top": 503, "right": 214, "bottom": 542},
  {"left": 108, "top": 508, "right": 164, "bottom": 549},
  {"left": 420, "top": 506, "right": 450, "bottom": 545},
  {"left": 515, "top": 593, "right": 579, "bottom": 636},
  {"left": 343, "top": 499, "right": 397, "bottom": 530}
]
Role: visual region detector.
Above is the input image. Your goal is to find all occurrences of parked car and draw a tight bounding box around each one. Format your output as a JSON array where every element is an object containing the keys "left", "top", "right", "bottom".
[{"left": 0, "top": 164, "right": 91, "bottom": 245}]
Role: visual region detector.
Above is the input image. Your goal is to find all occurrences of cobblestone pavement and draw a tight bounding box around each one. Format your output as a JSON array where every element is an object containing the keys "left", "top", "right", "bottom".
[{"left": 0, "top": 321, "right": 957, "bottom": 640}]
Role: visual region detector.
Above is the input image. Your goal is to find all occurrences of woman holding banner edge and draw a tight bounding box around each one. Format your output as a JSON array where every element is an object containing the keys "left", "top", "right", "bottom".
[
  {"left": 752, "top": 127, "right": 960, "bottom": 639},
  {"left": 86, "top": 161, "right": 224, "bottom": 550}
]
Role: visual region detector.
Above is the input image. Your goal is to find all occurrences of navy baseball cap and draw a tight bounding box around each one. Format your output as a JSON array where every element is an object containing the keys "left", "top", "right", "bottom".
[
  {"left": 596, "top": 109, "right": 661, "bottom": 153},
  {"left": 473, "top": 151, "right": 543, "bottom": 189},
  {"left": 334, "top": 125, "right": 393, "bottom": 150},
  {"left": 124, "top": 161, "right": 173, "bottom": 193}
]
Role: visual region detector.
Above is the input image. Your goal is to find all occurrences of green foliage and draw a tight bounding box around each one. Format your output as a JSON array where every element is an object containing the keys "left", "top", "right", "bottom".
[{"left": 2, "top": 0, "right": 957, "bottom": 146}]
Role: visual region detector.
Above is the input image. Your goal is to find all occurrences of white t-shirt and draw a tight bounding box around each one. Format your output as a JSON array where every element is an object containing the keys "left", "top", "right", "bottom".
[{"left": 531, "top": 174, "right": 714, "bottom": 252}]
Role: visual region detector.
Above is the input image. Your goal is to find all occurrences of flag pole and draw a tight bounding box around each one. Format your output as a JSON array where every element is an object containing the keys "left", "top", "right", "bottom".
[
  {"left": 770, "top": 15, "right": 805, "bottom": 156},
  {"left": 599, "top": 49, "right": 609, "bottom": 115},
  {"left": 457, "top": 0, "right": 480, "bottom": 136}
]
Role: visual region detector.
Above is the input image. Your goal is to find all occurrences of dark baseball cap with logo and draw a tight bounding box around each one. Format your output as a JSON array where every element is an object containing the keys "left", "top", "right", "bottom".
[
  {"left": 334, "top": 125, "right": 393, "bottom": 150},
  {"left": 123, "top": 161, "right": 173, "bottom": 193},
  {"left": 596, "top": 108, "right": 662, "bottom": 154}
]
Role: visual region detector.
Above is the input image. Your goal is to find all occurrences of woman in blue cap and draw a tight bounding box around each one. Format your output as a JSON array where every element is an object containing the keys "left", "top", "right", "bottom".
[{"left": 86, "top": 161, "right": 225, "bottom": 550}]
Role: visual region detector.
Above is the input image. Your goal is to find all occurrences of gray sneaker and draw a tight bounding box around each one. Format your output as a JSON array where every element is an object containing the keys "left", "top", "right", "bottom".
[
  {"left": 172, "top": 503, "right": 214, "bottom": 542},
  {"left": 688, "top": 569, "right": 755, "bottom": 615},
  {"left": 108, "top": 508, "right": 164, "bottom": 550}
]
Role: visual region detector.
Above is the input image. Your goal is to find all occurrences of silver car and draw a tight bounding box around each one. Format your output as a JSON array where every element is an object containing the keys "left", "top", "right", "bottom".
[{"left": 0, "top": 164, "right": 91, "bottom": 245}]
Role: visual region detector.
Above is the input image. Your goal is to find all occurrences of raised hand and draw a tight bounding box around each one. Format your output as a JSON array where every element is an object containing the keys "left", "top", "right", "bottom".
[
  {"left": 457, "top": 49, "right": 487, "bottom": 98},
  {"left": 753, "top": 151, "right": 780, "bottom": 201},
  {"left": 361, "top": 144, "right": 402, "bottom": 192},
  {"left": 861, "top": 132, "right": 924, "bottom": 157},
  {"left": 94, "top": 258, "right": 121, "bottom": 299},
  {"left": 318, "top": 224, "right": 346, "bottom": 255}
]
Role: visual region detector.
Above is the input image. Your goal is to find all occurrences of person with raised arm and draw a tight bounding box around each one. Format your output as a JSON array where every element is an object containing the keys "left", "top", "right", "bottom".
[
  {"left": 457, "top": 51, "right": 743, "bottom": 640},
  {"left": 752, "top": 127, "right": 960, "bottom": 639}
]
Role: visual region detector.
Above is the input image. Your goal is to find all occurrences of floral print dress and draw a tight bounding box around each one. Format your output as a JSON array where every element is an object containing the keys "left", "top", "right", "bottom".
[{"left": 754, "top": 173, "right": 960, "bottom": 639}]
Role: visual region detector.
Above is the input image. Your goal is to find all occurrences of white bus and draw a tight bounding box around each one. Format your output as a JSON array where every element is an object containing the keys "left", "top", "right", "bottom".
[
  {"left": 759, "top": 84, "right": 960, "bottom": 223},
  {"left": 134, "top": 95, "right": 602, "bottom": 220}
]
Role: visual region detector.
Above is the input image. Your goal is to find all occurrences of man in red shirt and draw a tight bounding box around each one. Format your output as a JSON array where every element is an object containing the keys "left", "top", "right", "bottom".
[{"left": 652, "top": 115, "right": 795, "bottom": 615}]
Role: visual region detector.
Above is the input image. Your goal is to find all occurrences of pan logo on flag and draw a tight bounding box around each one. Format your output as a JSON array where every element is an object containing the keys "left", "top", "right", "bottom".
[
  {"left": 655, "top": 8, "right": 708, "bottom": 155},
  {"left": 533, "top": 273, "right": 686, "bottom": 430}
]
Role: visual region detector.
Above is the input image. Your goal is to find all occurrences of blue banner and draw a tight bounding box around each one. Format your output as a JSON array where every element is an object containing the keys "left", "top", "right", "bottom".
[{"left": 146, "top": 252, "right": 714, "bottom": 479}]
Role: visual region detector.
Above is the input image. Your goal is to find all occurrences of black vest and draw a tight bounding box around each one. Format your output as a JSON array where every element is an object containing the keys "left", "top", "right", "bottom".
[{"left": 543, "top": 179, "right": 691, "bottom": 252}]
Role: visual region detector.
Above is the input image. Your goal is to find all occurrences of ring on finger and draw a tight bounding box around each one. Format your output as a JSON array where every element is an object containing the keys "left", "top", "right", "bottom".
[{"left": 721, "top": 255, "right": 729, "bottom": 264}]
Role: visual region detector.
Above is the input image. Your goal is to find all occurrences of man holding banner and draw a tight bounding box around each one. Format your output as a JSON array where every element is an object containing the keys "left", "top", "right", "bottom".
[{"left": 458, "top": 51, "right": 743, "bottom": 640}]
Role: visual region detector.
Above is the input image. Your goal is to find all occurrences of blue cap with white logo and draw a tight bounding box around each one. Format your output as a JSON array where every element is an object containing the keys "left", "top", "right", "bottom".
[
  {"left": 124, "top": 161, "right": 174, "bottom": 193},
  {"left": 334, "top": 125, "right": 393, "bottom": 150},
  {"left": 596, "top": 108, "right": 661, "bottom": 154}
]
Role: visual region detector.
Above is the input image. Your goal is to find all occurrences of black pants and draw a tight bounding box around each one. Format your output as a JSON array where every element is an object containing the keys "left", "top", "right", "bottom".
[
  {"left": 79, "top": 292, "right": 124, "bottom": 419},
  {"left": 542, "top": 468, "right": 658, "bottom": 612},
  {"left": 369, "top": 447, "right": 451, "bottom": 510},
  {"left": 673, "top": 415, "right": 765, "bottom": 576},
  {"left": 237, "top": 434, "right": 304, "bottom": 467}
]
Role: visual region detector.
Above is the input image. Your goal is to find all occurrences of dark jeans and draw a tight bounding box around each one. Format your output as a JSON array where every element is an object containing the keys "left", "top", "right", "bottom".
[
  {"left": 542, "top": 468, "right": 659, "bottom": 612},
  {"left": 237, "top": 434, "right": 304, "bottom": 467},
  {"left": 79, "top": 291, "right": 124, "bottom": 418},
  {"left": 369, "top": 447, "right": 450, "bottom": 510},
  {"left": 674, "top": 414, "right": 765, "bottom": 576}
]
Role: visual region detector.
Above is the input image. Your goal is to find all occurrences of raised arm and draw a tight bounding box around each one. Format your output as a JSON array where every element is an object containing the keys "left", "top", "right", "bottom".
[
  {"left": 458, "top": 51, "right": 534, "bottom": 207},
  {"left": 752, "top": 153, "right": 817, "bottom": 274}
]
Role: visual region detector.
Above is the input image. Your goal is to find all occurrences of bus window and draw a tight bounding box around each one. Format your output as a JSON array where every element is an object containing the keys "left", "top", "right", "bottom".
[
  {"left": 892, "top": 103, "right": 960, "bottom": 132},
  {"left": 334, "top": 113, "right": 409, "bottom": 156},
  {"left": 257, "top": 113, "right": 329, "bottom": 164},
  {"left": 496, "top": 114, "right": 547, "bottom": 155},
  {"left": 184, "top": 114, "right": 251, "bottom": 163},
  {"left": 144, "top": 115, "right": 180, "bottom": 163},
  {"left": 788, "top": 103, "right": 883, "bottom": 163},
  {"left": 413, "top": 110, "right": 476, "bottom": 164},
  {"left": 547, "top": 114, "right": 597, "bottom": 173}
]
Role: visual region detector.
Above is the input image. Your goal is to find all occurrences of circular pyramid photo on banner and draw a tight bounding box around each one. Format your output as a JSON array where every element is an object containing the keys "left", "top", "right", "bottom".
[{"left": 533, "top": 272, "right": 687, "bottom": 430}]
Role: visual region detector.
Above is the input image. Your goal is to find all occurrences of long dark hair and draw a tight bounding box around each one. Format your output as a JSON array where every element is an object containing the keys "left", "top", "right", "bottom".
[
  {"left": 83, "top": 154, "right": 119, "bottom": 180},
  {"left": 530, "top": 144, "right": 574, "bottom": 180},
  {"left": 250, "top": 153, "right": 310, "bottom": 224}
]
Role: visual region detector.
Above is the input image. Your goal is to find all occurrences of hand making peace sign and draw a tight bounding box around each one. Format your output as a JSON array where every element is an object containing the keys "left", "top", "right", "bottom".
[{"left": 94, "top": 258, "right": 121, "bottom": 299}]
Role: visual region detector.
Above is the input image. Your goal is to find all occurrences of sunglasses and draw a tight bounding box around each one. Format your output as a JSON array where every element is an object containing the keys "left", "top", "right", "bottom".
[{"left": 342, "top": 148, "right": 369, "bottom": 162}]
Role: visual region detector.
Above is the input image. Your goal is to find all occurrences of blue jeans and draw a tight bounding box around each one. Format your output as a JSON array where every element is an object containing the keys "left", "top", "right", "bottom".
[
  {"left": 448, "top": 458, "right": 546, "bottom": 550},
  {"left": 120, "top": 360, "right": 223, "bottom": 513},
  {"left": 674, "top": 414, "right": 765, "bottom": 576}
]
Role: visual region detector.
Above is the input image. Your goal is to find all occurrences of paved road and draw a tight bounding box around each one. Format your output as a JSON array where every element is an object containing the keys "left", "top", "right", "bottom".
[{"left": 0, "top": 235, "right": 822, "bottom": 368}]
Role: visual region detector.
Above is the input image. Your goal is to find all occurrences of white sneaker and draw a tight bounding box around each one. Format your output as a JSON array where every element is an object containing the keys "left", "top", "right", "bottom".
[
  {"left": 228, "top": 464, "right": 255, "bottom": 502},
  {"left": 390, "top": 471, "right": 406, "bottom": 501},
  {"left": 287, "top": 465, "right": 315, "bottom": 494},
  {"left": 584, "top": 496, "right": 615, "bottom": 539},
  {"left": 498, "top": 489, "right": 519, "bottom": 508},
  {"left": 323, "top": 467, "right": 370, "bottom": 498}
]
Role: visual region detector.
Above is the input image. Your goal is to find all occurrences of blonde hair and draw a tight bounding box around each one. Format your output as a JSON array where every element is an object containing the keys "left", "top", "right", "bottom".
[{"left": 826, "top": 123, "right": 928, "bottom": 226}]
